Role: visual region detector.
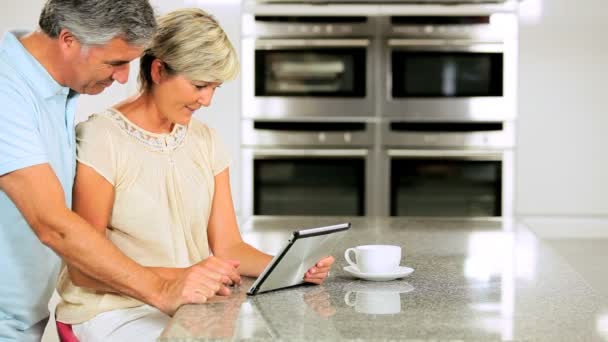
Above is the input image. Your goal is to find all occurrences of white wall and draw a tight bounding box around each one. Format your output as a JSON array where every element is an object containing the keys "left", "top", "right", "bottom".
[
  {"left": 0, "top": 0, "right": 44, "bottom": 30},
  {"left": 0, "top": 0, "right": 243, "bottom": 214},
  {"left": 516, "top": 0, "right": 608, "bottom": 217}
]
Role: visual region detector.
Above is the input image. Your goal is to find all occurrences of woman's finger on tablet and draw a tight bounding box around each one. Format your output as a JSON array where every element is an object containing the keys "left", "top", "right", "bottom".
[
  {"left": 316, "top": 256, "right": 335, "bottom": 268},
  {"left": 305, "top": 270, "right": 329, "bottom": 284},
  {"left": 304, "top": 276, "right": 322, "bottom": 284},
  {"left": 312, "top": 264, "right": 332, "bottom": 274}
]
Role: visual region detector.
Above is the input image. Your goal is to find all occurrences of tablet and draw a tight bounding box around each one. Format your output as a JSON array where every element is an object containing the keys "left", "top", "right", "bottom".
[{"left": 247, "top": 222, "right": 351, "bottom": 295}]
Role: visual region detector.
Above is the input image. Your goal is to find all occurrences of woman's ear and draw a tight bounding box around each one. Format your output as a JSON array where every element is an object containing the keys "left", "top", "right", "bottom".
[{"left": 150, "top": 59, "right": 164, "bottom": 85}]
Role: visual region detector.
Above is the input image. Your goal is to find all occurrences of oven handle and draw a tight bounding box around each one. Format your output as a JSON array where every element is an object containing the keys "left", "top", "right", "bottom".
[
  {"left": 256, "top": 39, "right": 370, "bottom": 49},
  {"left": 387, "top": 149, "right": 502, "bottom": 161},
  {"left": 253, "top": 149, "right": 369, "bottom": 159},
  {"left": 388, "top": 39, "right": 504, "bottom": 52}
]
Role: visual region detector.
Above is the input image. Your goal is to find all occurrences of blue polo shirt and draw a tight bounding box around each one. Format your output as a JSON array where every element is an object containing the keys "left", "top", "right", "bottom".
[{"left": 0, "top": 31, "right": 79, "bottom": 340}]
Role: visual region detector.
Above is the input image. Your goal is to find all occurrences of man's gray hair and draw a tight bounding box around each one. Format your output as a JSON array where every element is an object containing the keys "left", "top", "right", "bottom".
[{"left": 39, "top": 0, "right": 156, "bottom": 46}]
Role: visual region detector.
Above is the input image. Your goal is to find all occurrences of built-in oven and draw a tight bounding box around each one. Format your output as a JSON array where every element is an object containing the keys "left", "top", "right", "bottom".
[
  {"left": 242, "top": 120, "right": 376, "bottom": 216},
  {"left": 379, "top": 121, "right": 514, "bottom": 217},
  {"left": 381, "top": 14, "right": 518, "bottom": 121},
  {"left": 242, "top": 15, "right": 376, "bottom": 119}
]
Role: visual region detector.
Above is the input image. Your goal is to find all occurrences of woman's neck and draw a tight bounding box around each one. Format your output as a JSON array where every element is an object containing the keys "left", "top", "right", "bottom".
[{"left": 115, "top": 93, "right": 174, "bottom": 134}]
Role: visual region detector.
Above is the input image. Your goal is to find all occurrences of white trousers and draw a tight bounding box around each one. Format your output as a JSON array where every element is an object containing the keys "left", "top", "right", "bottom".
[{"left": 72, "top": 305, "right": 169, "bottom": 342}]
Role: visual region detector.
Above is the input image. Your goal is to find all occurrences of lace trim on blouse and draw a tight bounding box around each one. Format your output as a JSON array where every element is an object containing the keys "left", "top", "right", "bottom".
[{"left": 106, "top": 108, "right": 187, "bottom": 152}]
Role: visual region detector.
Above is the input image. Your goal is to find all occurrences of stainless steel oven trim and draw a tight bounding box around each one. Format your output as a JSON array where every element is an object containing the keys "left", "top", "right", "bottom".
[
  {"left": 256, "top": 39, "right": 370, "bottom": 48},
  {"left": 254, "top": 0, "right": 513, "bottom": 3},
  {"left": 242, "top": 147, "right": 376, "bottom": 217},
  {"left": 388, "top": 39, "right": 504, "bottom": 52},
  {"left": 241, "top": 119, "right": 376, "bottom": 147},
  {"left": 381, "top": 13, "right": 518, "bottom": 39},
  {"left": 387, "top": 149, "right": 502, "bottom": 160},
  {"left": 243, "top": 2, "right": 520, "bottom": 17},
  {"left": 381, "top": 120, "right": 515, "bottom": 148},
  {"left": 243, "top": 15, "right": 375, "bottom": 38},
  {"left": 253, "top": 149, "right": 369, "bottom": 158},
  {"left": 243, "top": 14, "right": 377, "bottom": 38}
]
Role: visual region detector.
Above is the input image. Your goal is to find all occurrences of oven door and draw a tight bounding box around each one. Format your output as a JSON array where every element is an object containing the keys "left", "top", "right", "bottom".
[
  {"left": 388, "top": 149, "right": 505, "bottom": 217},
  {"left": 243, "top": 38, "right": 373, "bottom": 118},
  {"left": 383, "top": 40, "right": 515, "bottom": 121},
  {"left": 242, "top": 149, "right": 369, "bottom": 216}
]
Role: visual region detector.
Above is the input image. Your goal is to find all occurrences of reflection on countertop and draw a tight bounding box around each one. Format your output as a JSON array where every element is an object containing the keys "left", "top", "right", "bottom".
[{"left": 160, "top": 216, "right": 608, "bottom": 341}]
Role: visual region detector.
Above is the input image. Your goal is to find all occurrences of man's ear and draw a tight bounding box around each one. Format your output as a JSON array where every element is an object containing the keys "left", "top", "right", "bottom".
[{"left": 57, "top": 28, "right": 81, "bottom": 58}]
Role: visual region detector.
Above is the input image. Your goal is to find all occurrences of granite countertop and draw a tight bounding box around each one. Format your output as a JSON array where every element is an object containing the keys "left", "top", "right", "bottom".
[{"left": 159, "top": 216, "right": 608, "bottom": 341}]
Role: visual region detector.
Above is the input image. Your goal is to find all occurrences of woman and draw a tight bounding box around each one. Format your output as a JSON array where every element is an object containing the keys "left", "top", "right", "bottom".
[{"left": 55, "top": 8, "right": 334, "bottom": 341}]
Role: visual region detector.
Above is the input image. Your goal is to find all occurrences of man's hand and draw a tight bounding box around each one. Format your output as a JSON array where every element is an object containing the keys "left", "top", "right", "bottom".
[
  {"left": 304, "top": 256, "right": 335, "bottom": 285},
  {"left": 156, "top": 256, "right": 241, "bottom": 315}
]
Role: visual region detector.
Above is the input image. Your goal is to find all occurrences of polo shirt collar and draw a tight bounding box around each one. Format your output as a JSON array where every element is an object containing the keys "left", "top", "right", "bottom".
[{"left": 2, "top": 30, "right": 71, "bottom": 99}]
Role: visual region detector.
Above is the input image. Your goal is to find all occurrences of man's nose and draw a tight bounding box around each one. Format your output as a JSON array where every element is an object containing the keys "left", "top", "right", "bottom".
[{"left": 112, "top": 64, "right": 130, "bottom": 84}]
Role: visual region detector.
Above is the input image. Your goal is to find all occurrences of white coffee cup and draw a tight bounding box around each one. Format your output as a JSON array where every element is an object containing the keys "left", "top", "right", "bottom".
[
  {"left": 344, "top": 290, "right": 401, "bottom": 315},
  {"left": 344, "top": 245, "right": 401, "bottom": 274}
]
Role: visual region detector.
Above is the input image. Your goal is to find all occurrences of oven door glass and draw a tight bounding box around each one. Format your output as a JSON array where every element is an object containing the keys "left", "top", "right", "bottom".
[
  {"left": 256, "top": 48, "right": 366, "bottom": 97},
  {"left": 254, "top": 158, "right": 365, "bottom": 215},
  {"left": 391, "top": 158, "right": 501, "bottom": 216},
  {"left": 391, "top": 51, "right": 503, "bottom": 97}
]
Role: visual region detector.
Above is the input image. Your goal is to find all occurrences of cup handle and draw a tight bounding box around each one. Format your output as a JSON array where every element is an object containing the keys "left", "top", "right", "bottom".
[
  {"left": 344, "top": 248, "right": 357, "bottom": 268},
  {"left": 344, "top": 291, "right": 356, "bottom": 307}
]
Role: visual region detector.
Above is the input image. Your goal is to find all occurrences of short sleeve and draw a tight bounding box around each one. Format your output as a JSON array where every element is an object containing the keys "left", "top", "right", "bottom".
[
  {"left": 75, "top": 116, "right": 116, "bottom": 185},
  {"left": 0, "top": 82, "right": 47, "bottom": 176},
  {"left": 208, "top": 127, "right": 231, "bottom": 176}
]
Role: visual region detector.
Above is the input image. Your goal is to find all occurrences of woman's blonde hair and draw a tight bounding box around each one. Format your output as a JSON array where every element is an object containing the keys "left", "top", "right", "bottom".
[{"left": 138, "top": 8, "right": 239, "bottom": 90}]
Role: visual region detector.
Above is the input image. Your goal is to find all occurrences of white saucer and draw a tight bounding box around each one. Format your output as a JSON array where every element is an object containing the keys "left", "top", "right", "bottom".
[{"left": 343, "top": 265, "right": 414, "bottom": 281}]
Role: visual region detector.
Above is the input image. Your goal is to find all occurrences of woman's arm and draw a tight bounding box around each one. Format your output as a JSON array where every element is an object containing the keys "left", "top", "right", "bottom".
[
  {"left": 207, "top": 169, "right": 273, "bottom": 277},
  {"left": 208, "top": 168, "right": 335, "bottom": 283}
]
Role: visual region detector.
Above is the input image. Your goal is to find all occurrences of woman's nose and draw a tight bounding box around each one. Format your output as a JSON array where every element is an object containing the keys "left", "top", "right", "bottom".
[{"left": 197, "top": 89, "right": 214, "bottom": 107}]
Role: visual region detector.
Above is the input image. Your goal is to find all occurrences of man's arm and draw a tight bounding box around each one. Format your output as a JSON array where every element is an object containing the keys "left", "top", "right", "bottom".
[
  {"left": 66, "top": 162, "right": 239, "bottom": 292},
  {"left": 0, "top": 163, "right": 216, "bottom": 314},
  {"left": 67, "top": 162, "right": 183, "bottom": 289}
]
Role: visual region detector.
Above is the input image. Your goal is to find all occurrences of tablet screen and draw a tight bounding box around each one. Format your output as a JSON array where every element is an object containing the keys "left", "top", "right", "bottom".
[{"left": 247, "top": 223, "right": 351, "bottom": 295}]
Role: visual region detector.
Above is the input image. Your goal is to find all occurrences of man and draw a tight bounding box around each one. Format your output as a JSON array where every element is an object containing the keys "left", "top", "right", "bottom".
[{"left": 0, "top": 1, "right": 239, "bottom": 341}]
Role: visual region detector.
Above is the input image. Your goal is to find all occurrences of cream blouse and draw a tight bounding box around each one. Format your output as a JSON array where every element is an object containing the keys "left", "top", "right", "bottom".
[{"left": 56, "top": 108, "right": 230, "bottom": 323}]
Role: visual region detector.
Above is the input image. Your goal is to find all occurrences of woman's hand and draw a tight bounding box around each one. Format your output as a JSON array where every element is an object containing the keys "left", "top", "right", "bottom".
[{"left": 304, "top": 256, "right": 335, "bottom": 285}]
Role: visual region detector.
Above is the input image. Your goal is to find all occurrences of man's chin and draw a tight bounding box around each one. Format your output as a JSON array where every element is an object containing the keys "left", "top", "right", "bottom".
[
  {"left": 82, "top": 83, "right": 112, "bottom": 95},
  {"left": 82, "top": 87, "right": 107, "bottom": 95}
]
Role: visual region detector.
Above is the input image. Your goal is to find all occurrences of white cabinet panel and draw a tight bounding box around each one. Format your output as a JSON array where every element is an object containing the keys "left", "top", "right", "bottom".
[{"left": 517, "top": 0, "right": 608, "bottom": 216}]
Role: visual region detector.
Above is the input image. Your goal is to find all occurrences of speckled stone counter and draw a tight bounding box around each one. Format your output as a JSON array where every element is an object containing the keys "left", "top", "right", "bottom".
[{"left": 160, "top": 217, "right": 608, "bottom": 341}]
